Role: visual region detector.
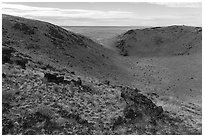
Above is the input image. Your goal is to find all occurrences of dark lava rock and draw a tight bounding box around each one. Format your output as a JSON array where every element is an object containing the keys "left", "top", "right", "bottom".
[
  {"left": 103, "top": 80, "right": 110, "bottom": 86},
  {"left": 2, "top": 46, "right": 28, "bottom": 69},
  {"left": 70, "top": 71, "right": 75, "bottom": 75},
  {"left": 2, "top": 46, "right": 15, "bottom": 64},
  {"left": 12, "top": 56, "right": 28, "bottom": 69},
  {"left": 124, "top": 108, "right": 137, "bottom": 119},
  {"left": 153, "top": 106, "right": 164, "bottom": 118},
  {"left": 81, "top": 85, "right": 93, "bottom": 93},
  {"left": 76, "top": 77, "right": 82, "bottom": 86},
  {"left": 120, "top": 86, "right": 164, "bottom": 123},
  {"left": 70, "top": 78, "right": 82, "bottom": 86},
  {"left": 2, "top": 117, "right": 14, "bottom": 135},
  {"left": 112, "top": 116, "right": 125, "bottom": 130},
  {"left": 2, "top": 73, "right": 6, "bottom": 78},
  {"left": 121, "top": 86, "right": 142, "bottom": 102},
  {"left": 44, "top": 73, "right": 70, "bottom": 84},
  {"left": 44, "top": 73, "right": 83, "bottom": 86},
  {"left": 21, "top": 111, "right": 60, "bottom": 135},
  {"left": 147, "top": 92, "right": 159, "bottom": 98},
  {"left": 120, "top": 48, "right": 128, "bottom": 56}
]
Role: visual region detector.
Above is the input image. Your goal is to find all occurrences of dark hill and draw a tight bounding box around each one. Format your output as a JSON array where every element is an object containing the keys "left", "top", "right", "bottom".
[
  {"left": 2, "top": 14, "right": 129, "bottom": 84},
  {"left": 112, "top": 26, "right": 202, "bottom": 57}
]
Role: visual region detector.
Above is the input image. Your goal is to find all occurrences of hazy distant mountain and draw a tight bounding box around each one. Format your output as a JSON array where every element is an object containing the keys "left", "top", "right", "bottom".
[{"left": 62, "top": 26, "right": 149, "bottom": 45}]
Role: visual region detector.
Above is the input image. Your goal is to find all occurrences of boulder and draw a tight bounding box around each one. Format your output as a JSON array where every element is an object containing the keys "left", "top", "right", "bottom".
[
  {"left": 103, "top": 80, "right": 110, "bottom": 86},
  {"left": 12, "top": 56, "right": 28, "bottom": 69},
  {"left": 120, "top": 86, "right": 164, "bottom": 123},
  {"left": 70, "top": 78, "right": 82, "bottom": 86},
  {"left": 44, "top": 73, "right": 70, "bottom": 84},
  {"left": 2, "top": 73, "right": 6, "bottom": 78},
  {"left": 34, "top": 71, "right": 45, "bottom": 78},
  {"left": 2, "top": 46, "right": 15, "bottom": 64}
]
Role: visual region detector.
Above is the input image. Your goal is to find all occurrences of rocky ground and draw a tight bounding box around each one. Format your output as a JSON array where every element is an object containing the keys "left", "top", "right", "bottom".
[
  {"left": 2, "top": 14, "right": 202, "bottom": 135},
  {"left": 2, "top": 46, "right": 201, "bottom": 135}
]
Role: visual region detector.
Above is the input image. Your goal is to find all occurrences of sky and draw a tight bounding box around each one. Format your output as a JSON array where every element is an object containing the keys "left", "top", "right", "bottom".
[{"left": 2, "top": 2, "right": 202, "bottom": 26}]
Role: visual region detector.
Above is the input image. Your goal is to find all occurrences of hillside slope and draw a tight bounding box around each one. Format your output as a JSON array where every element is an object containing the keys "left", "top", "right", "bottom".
[
  {"left": 112, "top": 26, "right": 201, "bottom": 56},
  {"left": 2, "top": 14, "right": 130, "bottom": 84},
  {"left": 2, "top": 47, "right": 201, "bottom": 134}
]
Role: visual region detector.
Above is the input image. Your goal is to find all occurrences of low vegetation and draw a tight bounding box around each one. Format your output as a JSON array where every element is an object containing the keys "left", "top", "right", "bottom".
[
  {"left": 2, "top": 14, "right": 201, "bottom": 135},
  {"left": 2, "top": 47, "right": 201, "bottom": 135}
]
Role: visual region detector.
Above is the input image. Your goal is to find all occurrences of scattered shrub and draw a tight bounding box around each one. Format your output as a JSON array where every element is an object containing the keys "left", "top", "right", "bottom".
[
  {"left": 53, "top": 85, "right": 59, "bottom": 92},
  {"left": 26, "top": 44, "right": 40, "bottom": 50},
  {"left": 112, "top": 116, "right": 125, "bottom": 130},
  {"left": 48, "top": 26, "right": 64, "bottom": 40},
  {"left": 2, "top": 46, "right": 15, "bottom": 64},
  {"left": 13, "top": 56, "right": 28, "bottom": 69},
  {"left": 13, "top": 22, "right": 35, "bottom": 35},
  {"left": 2, "top": 90, "right": 17, "bottom": 113},
  {"left": 2, "top": 90, "right": 16, "bottom": 104},
  {"left": 2, "top": 117, "right": 14, "bottom": 134},
  {"left": 120, "top": 48, "right": 128, "bottom": 56},
  {"left": 152, "top": 36, "right": 164, "bottom": 45},
  {"left": 103, "top": 80, "right": 110, "bottom": 86},
  {"left": 36, "top": 104, "right": 54, "bottom": 119}
]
